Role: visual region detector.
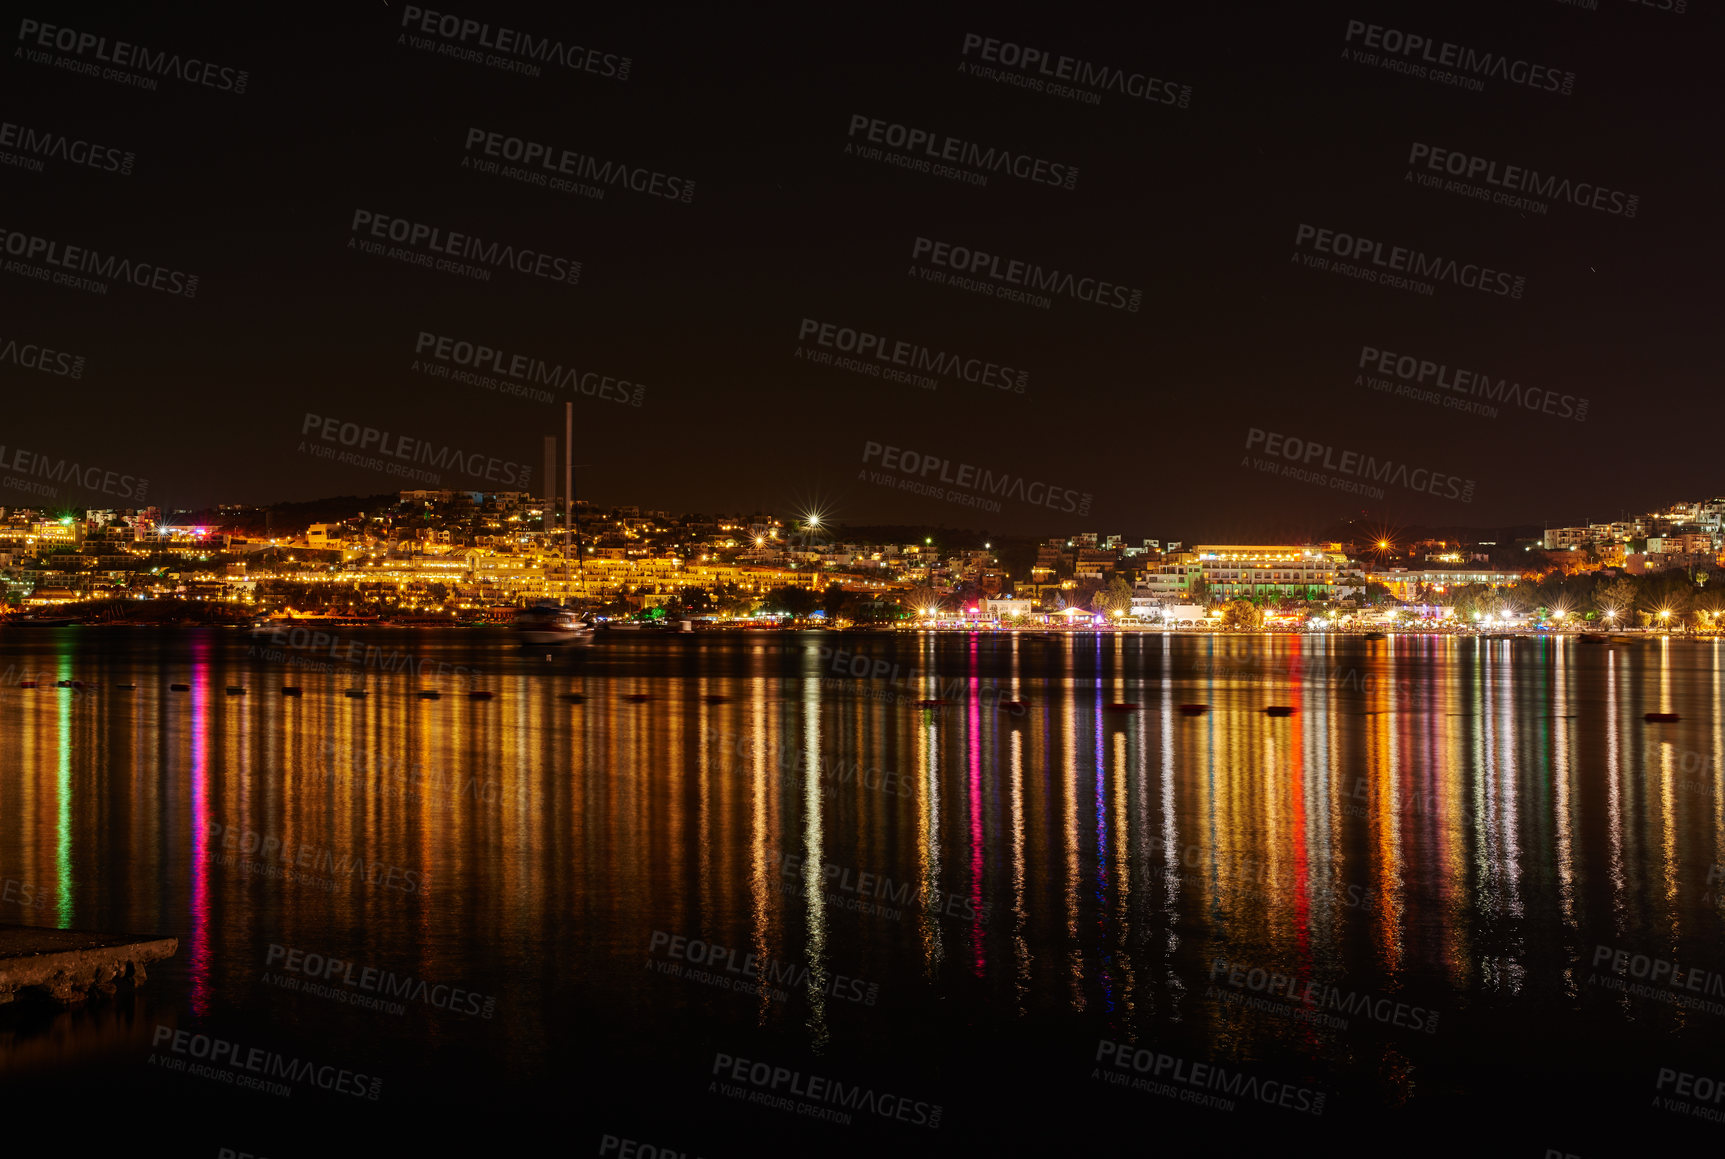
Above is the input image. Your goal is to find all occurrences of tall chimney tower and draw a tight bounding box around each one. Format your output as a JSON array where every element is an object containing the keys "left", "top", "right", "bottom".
[
  {"left": 542, "top": 436, "right": 558, "bottom": 532},
  {"left": 564, "top": 402, "right": 574, "bottom": 596}
]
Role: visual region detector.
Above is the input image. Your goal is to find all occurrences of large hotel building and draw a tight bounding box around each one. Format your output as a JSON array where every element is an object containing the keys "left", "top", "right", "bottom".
[{"left": 1139, "top": 545, "right": 1359, "bottom": 601}]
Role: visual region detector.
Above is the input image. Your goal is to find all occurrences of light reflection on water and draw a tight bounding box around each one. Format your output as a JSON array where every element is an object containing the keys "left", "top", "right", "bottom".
[{"left": 1, "top": 628, "right": 1723, "bottom": 1127}]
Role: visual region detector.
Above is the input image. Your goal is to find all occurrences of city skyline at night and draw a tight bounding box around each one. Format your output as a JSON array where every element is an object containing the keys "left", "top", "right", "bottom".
[{"left": 6, "top": 4, "right": 1724, "bottom": 1156}]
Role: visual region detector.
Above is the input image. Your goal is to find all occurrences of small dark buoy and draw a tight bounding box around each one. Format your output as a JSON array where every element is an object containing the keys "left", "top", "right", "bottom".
[
  {"left": 704, "top": 694, "right": 729, "bottom": 703},
  {"left": 281, "top": 686, "right": 302, "bottom": 696},
  {"left": 115, "top": 684, "right": 135, "bottom": 690},
  {"left": 469, "top": 691, "right": 494, "bottom": 700},
  {"left": 55, "top": 680, "right": 72, "bottom": 688},
  {"left": 1178, "top": 703, "right": 1208, "bottom": 716},
  {"left": 345, "top": 689, "right": 366, "bottom": 698},
  {"left": 225, "top": 687, "right": 245, "bottom": 696},
  {"left": 1265, "top": 706, "right": 1295, "bottom": 717},
  {"left": 170, "top": 684, "right": 191, "bottom": 692},
  {"left": 999, "top": 700, "right": 1027, "bottom": 711},
  {"left": 17, "top": 681, "right": 37, "bottom": 688},
  {"left": 417, "top": 690, "right": 441, "bottom": 700},
  {"left": 1644, "top": 712, "right": 1680, "bottom": 723},
  {"left": 560, "top": 693, "right": 585, "bottom": 703},
  {"left": 623, "top": 693, "right": 651, "bottom": 702}
]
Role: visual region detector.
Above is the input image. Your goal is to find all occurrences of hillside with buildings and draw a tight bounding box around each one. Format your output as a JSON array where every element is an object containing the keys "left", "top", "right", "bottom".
[{"left": 4, "top": 489, "right": 1723, "bottom": 630}]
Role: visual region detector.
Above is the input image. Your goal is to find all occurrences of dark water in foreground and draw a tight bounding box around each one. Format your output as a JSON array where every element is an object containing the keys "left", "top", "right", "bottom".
[{"left": 2, "top": 627, "right": 1723, "bottom": 1155}]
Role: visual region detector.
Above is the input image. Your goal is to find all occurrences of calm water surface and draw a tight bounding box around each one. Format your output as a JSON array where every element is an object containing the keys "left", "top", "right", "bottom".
[{"left": 2, "top": 628, "right": 1722, "bottom": 1155}]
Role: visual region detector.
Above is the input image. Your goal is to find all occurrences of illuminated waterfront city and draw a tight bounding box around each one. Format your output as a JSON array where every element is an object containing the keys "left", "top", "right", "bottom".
[
  {"left": 4, "top": 5, "right": 1718, "bottom": 1155},
  {"left": 5, "top": 489, "right": 1723, "bottom": 632}
]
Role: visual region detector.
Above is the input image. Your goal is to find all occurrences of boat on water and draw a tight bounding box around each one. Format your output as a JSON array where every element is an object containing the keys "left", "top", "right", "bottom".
[
  {"left": 520, "top": 411, "right": 599, "bottom": 648},
  {"left": 514, "top": 604, "right": 594, "bottom": 646},
  {"left": 7, "top": 613, "right": 79, "bottom": 627},
  {"left": 1362, "top": 631, "right": 1388, "bottom": 640},
  {"left": 247, "top": 612, "right": 380, "bottom": 636}
]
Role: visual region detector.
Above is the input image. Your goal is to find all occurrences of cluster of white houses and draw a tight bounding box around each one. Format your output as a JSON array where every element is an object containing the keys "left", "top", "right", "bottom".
[{"left": 1540, "top": 497, "right": 1725, "bottom": 554}]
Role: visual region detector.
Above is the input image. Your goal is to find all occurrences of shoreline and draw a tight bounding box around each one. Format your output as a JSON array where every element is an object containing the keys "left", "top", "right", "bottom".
[{"left": 0, "top": 620, "right": 1704, "bottom": 641}]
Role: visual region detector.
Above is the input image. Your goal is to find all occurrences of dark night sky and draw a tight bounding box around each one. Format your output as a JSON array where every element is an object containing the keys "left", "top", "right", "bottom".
[{"left": 3, "top": 0, "right": 1720, "bottom": 541}]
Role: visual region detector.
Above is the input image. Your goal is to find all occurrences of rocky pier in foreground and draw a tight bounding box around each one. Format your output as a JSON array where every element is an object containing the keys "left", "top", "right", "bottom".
[{"left": 0, "top": 924, "right": 178, "bottom": 1006}]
